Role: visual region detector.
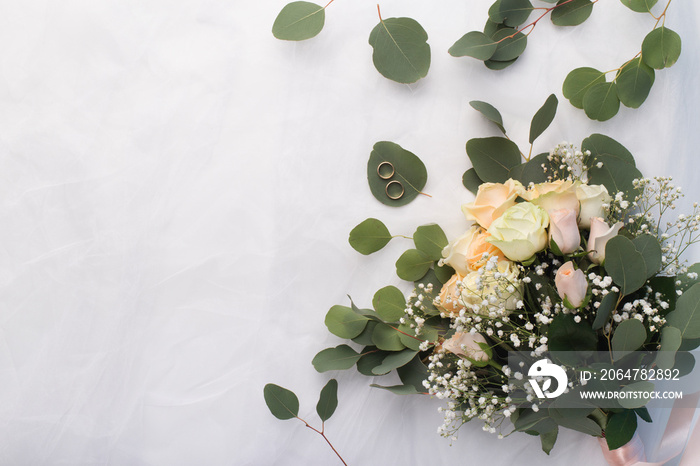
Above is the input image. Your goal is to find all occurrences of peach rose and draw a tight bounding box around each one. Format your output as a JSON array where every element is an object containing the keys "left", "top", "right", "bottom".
[
  {"left": 549, "top": 208, "right": 581, "bottom": 254},
  {"left": 587, "top": 217, "right": 623, "bottom": 264},
  {"left": 441, "top": 227, "right": 505, "bottom": 275},
  {"left": 437, "top": 273, "right": 465, "bottom": 316},
  {"left": 442, "top": 332, "right": 489, "bottom": 362},
  {"left": 554, "top": 261, "right": 588, "bottom": 308},
  {"left": 462, "top": 179, "right": 525, "bottom": 229},
  {"left": 523, "top": 179, "right": 580, "bottom": 215}
]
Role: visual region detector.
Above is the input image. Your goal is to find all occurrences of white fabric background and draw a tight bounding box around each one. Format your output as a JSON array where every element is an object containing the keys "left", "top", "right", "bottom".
[{"left": 1, "top": 1, "right": 699, "bottom": 465}]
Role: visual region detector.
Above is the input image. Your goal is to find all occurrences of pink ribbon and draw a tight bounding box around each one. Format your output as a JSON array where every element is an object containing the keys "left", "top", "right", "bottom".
[{"left": 597, "top": 392, "right": 700, "bottom": 466}]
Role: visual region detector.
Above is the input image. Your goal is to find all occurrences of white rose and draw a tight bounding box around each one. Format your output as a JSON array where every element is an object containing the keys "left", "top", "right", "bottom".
[
  {"left": 576, "top": 184, "right": 611, "bottom": 229},
  {"left": 487, "top": 202, "right": 550, "bottom": 262},
  {"left": 461, "top": 261, "right": 521, "bottom": 315},
  {"left": 587, "top": 217, "right": 623, "bottom": 264}
]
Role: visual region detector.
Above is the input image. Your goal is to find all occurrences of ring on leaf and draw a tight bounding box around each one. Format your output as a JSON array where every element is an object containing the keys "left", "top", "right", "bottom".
[
  {"left": 385, "top": 180, "right": 404, "bottom": 200},
  {"left": 377, "top": 161, "right": 395, "bottom": 179}
]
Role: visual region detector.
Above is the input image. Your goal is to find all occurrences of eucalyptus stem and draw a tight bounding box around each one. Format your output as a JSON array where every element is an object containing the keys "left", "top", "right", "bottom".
[
  {"left": 296, "top": 417, "right": 348, "bottom": 465},
  {"left": 499, "top": 0, "right": 578, "bottom": 42}
]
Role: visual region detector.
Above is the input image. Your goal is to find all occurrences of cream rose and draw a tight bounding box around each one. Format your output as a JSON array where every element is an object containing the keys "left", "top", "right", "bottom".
[
  {"left": 486, "top": 202, "right": 549, "bottom": 262},
  {"left": 587, "top": 217, "right": 623, "bottom": 264},
  {"left": 461, "top": 260, "right": 521, "bottom": 314},
  {"left": 555, "top": 261, "right": 588, "bottom": 308},
  {"left": 442, "top": 332, "right": 489, "bottom": 362},
  {"left": 549, "top": 208, "right": 581, "bottom": 254},
  {"left": 436, "top": 273, "right": 465, "bottom": 316},
  {"left": 441, "top": 226, "right": 505, "bottom": 275},
  {"left": 523, "top": 179, "right": 580, "bottom": 215},
  {"left": 576, "top": 184, "right": 611, "bottom": 229},
  {"left": 462, "top": 179, "right": 525, "bottom": 229}
]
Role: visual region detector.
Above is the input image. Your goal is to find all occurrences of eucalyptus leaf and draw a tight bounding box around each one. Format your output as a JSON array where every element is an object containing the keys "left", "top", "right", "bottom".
[
  {"left": 606, "top": 410, "right": 638, "bottom": 450},
  {"left": 540, "top": 427, "right": 558, "bottom": 455},
  {"left": 655, "top": 326, "right": 681, "bottom": 370},
  {"left": 316, "top": 379, "right": 338, "bottom": 422},
  {"left": 632, "top": 234, "right": 662, "bottom": 278},
  {"left": 373, "top": 286, "right": 407, "bottom": 322},
  {"left": 586, "top": 156, "right": 642, "bottom": 199},
  {"left": 434, "top": 263, "right": 455, "bottom": 285},
  {"left": 372, "top": 323, "right": 406, "bottom": 351},
  {"left": 396, "top": 249, "right": 432, "bottom": 281},
  {"left": 484, "top": 57, "right": 519, "bottom": 70},
  {"left": 414, "top": 224, "right": 448, "bottom": 260},
  {"left": 612, "top": 318, "right": 647, "bottom": 360},
  {"left": 325, "top": 305, "right": 370, "bottom": 339},
  {"left": 349, "top": 218, "right": 392, "bottom": 255},
  {"left": 583, "top": 82, "right": 620, "bottom": 121},
  {"left": 463, "top": 168, "right": 484, "bottom": 195},
  {"left": 352, "top": 321, "right": 378, "bottom": 346},
  {"left": 369, "top": 383, "right": 420, "bottom": 395},
  {"left": 548, "top": 314, "right": 597, "bottom": 363},
  {"left": 529, "top": 94, "right": 558, "bottom": 144},
  {"left": 499, "top": 0, "right": 533, "bottom": 27},
  {"left": 605, "top": 236, "right": 647, "bottom": 296},
  {"left": 369, "top": 17, "right": 430, "bottom": 84},
  {"left": 449, "top": 31, "right": 498, "bottom": 60},
  {"left": 272, "top": 2, "right": 325, "bottom": 41},
  {"left": 312, "top": 345, "right": 362, "bottom": 372},
  {"left": 398, "top": 356, "right": 429, "bottom": 392},
  {"left": 470, "top": 100, "right": 507, "bottom": 134},
  {"left": 357, "top": 348, "right": 388, "bottom": 376},
  {"left": 466, "top": 137, "right": 522, "bottom": 183},
  {"left": 581, "top": 133, "right": 636, "bottom": 166},
  {"left": 367, "top": 141, "right": 427, "bottom": 207},
  {"left": 550, "top": 0, "right": 594, "bottom": 27},
  {"left": 618, "top": 381, "right": 654, "bottom": 409},
  {"left": 563, "top": 67, "right": 606, "bottom": 109},
  {"left": 666, "top": 283, "right": 700, "bottom": 339},
  {"left": 642, "top": 27, "right": 682, "bottom": 70},
  {"left": 620, "top": 0, "right": 658, "bottom": 12},
  {"left": 490, "top": 29, "right": 528, "bottom": 62},
  {"left": 509, "top": 153, "right": 551, "bottom": 185},
  {"left": 372, "top": 348, "right": 418, "bottom": 375},
  {"left": 264, "top": 383, "right": 300, "bottom": 420},
  {"left": 615, "top": 58, "right": 654, "bottom": 109},
  {"left": 635, "top": 406, "right": 652, "bottom": 423},
  {"left": 592, "top": 291, "right": 619, "bottom": 330},
  {"left": 488, "top": 0, "right": 506, "bottom": 23}
]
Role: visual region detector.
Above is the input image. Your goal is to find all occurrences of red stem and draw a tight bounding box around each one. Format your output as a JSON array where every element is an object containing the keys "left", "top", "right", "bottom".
[
  {"left": 297, "top": 417, "right": 348, "bottom": 465},
  {"left": 498, "top": 0, "right": 577, "bottom": 42}
]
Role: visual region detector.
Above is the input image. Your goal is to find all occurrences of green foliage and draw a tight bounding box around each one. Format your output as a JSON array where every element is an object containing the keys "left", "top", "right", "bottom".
[
  {"left": 620, "top": 0, "right": 658, "bottom": 12},
  {"left": 349, "top": 218, "right": 392, "bottom": 255},
  {"left": 563, "top": 67, "right": 606, "bottom": 109},
  {"left": 583, "top": 82, "right": 620, "bottom": 121},
  {"left": 593, "top": 291, "right": 618, "bottom": 330},
  {"left": 529, "top": 94, "right": 558, "bottom": 144},
  {"left": 466, "top": 137, "right": 522, "bottom": 183},
  {"left": 313, "top": 345, "right": 362, "bottom": 372},
  {"left": 462, "top": 168, "right": 484, "bottom": 195},
  {"left": 611, "top": 319, "right": 647, "bottom": 360},
  {"left": 490, "top": 29, "right": 528, "bottom": 62},
  {"left": 499, "top": 0, "right": 533, "bottom": 27},
  {"left": 655, "top": 326, "right": 682, "bottom": 370},
  {"left": 373, "top": 286, "right": 407, "bottom": 322},
  {"left": 548, "top": 314, "right": 597, "bottom": 363},
  {"left": 449, "top": 32, "right": 498, "bottom": 60},
  {"left": 272, "top": 2, "right": 325, "bottom": 41},
  {"left": 470, "top": 100, "right": 507, "bottom": 134},
  {"left": 550, "top": 0, "right": 594, "bottom": 27},
  {"left": 264, "top": 383, "right": 300, "bottom": 420},
  {"left": 372, "top": 348, "right": 418, "bottom": 375},
  {"left": 372, "top": 323, "right": 406, "bottom": 351},
  {"left": 582, "top": 133, "right": 636, "bottom": 165},
  {"left": 316, "top": 379, "right": 339, "bottom": 422},
  {"left": 369, "top": 17, "right": 431, "bottom": 84},
  {"left": 606, "top": 410, "right": 638, "bottom": 450},
  {"left": 632, "top": 234, "right": 662, "bottom": 278},
  {"left": 367, "top": 142, "right": 427, "bottom": 207},
  {"left": 325, "top": 305, "right": 370, "bottom": 339},
  {"left": 356, "top": 347, "right": 388, "bottom": 375},
  {"left": 642, "top": 27, "right": 682, "bottom": 69},
  {"left": 616, "top": 58, "right": 655, "bottom": 109},
  {"left": 369, "top": 383, "right": 421, "bottom": 395},
  {"left": 509, "top": 153, "right": 551, "bottom": 185},
  {"left": 666, "top": 283, "right": 700, "bottom": 339},
  {"left": 605, "top": 236, "right": 648, "bottom": 296},
  {"left": 396, "top": 249, "right": 432, "bottom": 281},
  {"left": 540, "top": 427, "right": 558, "bottom": 455},
  {"left": 413, "top": 224, "right": 448, "bottom": 260}
]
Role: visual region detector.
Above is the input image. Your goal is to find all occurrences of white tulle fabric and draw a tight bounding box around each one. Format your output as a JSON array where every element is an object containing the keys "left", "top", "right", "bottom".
[{"left": 0, "top": 1, "right": 699, "bottom": 465}]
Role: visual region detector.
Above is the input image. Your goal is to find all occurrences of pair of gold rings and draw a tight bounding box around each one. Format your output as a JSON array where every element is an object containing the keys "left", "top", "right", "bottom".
[{"left": 377, "top": 161, "right": 404, "bottom": 200}]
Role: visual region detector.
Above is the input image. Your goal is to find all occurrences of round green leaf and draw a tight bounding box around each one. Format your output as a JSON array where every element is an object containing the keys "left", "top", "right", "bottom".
[
  {"left": 592, "top": 291, "right": 619, "bottom": 330},
  {"left": 324, "top": 305, "right": 369, "bottom": 339},
  {"left": 367, "top": 141, "right": 427, "bottom": 207},
  {"left": 612, "top": 318, "right": 647, "bottom": 360},
  {"left": 449, "top": 31, "right": 498, "bottom": 60},
  {"left": 470, "top": 100, "right": 507, "bottom": 134},
  {"left": 368, "top": 17, "right": 430, "bottom": 84},
  {"left": 606, "top": 410, "right": 638, "bottom": 450},
  {"left": 632, "top": 234, "right": 662, "bottom": 278},
  {"left": 620, "top": 0, "right": 658, "bottom": 12},
  {"left": 396, "top": 249, "right": 432, "bottom": 281},
  {"left": 563, "top": 67, "right": 606, "bottom": 109},
  {"left": 655, "top": 326, "right": 682, "bottom": 370},
  {"left": 272, "top": 2, "right": 325, "bottom": 41},
  {"left": 466, "top": 137, "right": 522, "bottom": 183},
  {"left": 372, "top": 323, "right": 406, "bottom": 351},
  {"left": 312, "top": 345, "right": 362, "bottom": 372},
  {"left": 586, "top": 155, "right": 642, "bottom": 199},
  {"left": 434, "top": 262, "right": 455, "bottom": 285},
  {"left": 483, "top": 19, "right": 511, "bottom": 38},
  {"left": 605, "top": 236, "right": 647, "bottom": 296},
  {"left": 414, "top": 224, "right": 448, "bottom": 260},
  {"left": 666, "top": 283, "right": 700, "bottom": 339},
  {"left": 488, "top": 0, "right": 506, "bottom": 23},
  {"left": 509, "top": 152, "right": 551, "bottom": 185},
  {"left": 499, "top": 0, "right": 533, "bottom": 27},
  {"left": 352, "top": 320, "right": 378, "bottom": 346},
  {"left": 550, "top": 0, "right": 594, "bottom": 27},
  {"left": 484, "top": 57, "right": 519, "bottom": 70},
  {"left": 582, "top": 82, "right": 620, "bottom": 121},
  {"left": 316, "top": 379, "right": 338, "bottom": 422},
  {"left": 357, "top": 348, "right": 389, "bottom": 376},
  {"left": 529, "top": 94, "right": 558, "bottom": 144},
  {"left": 581, "top": 133, "right": 636, "bottom": 166},
  {"left": 264, "top": 383, "right": 300, "bottom": 420},
  {"left": 642, "top": 27, "right": 681, "bottom": 69},
  {"left": 373, "top": 286, "right": 407, "bottom": 322},
  {"left": 615, "top": 58, "right": 654, "bottom": 109},
  {"left": 462, "top": 168, "right": 484, "bottom": 195},
  {"left": 349, "top": 218, "right": 392, "bottom": 255},
  {"left": 618, "top": 381, "right": 655, "bottom": 409},
  {"left": 548, "top": 314, "right": 597, "bottom": 356},
  {"left": 490, "top": 28, "right": 528, "bottom": 62},
  {"left": 397, "top": 356, "right": 429, "bottom": 392},
  {"left": 372, "top": 348, "right": 418, "bottom": 375}
]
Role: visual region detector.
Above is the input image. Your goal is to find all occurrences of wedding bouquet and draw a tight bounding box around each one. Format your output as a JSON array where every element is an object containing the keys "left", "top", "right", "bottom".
[{"left": 313, "top": 130, "right": 700, "bottom": 459}]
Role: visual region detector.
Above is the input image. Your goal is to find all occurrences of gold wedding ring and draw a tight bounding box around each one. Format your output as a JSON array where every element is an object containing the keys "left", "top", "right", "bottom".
[
  {"left": 386, "top": 180, "right": 404, "bottom": 200},
  {"left": 377, "top": 161, "right": 395, "bottom": 180}
]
